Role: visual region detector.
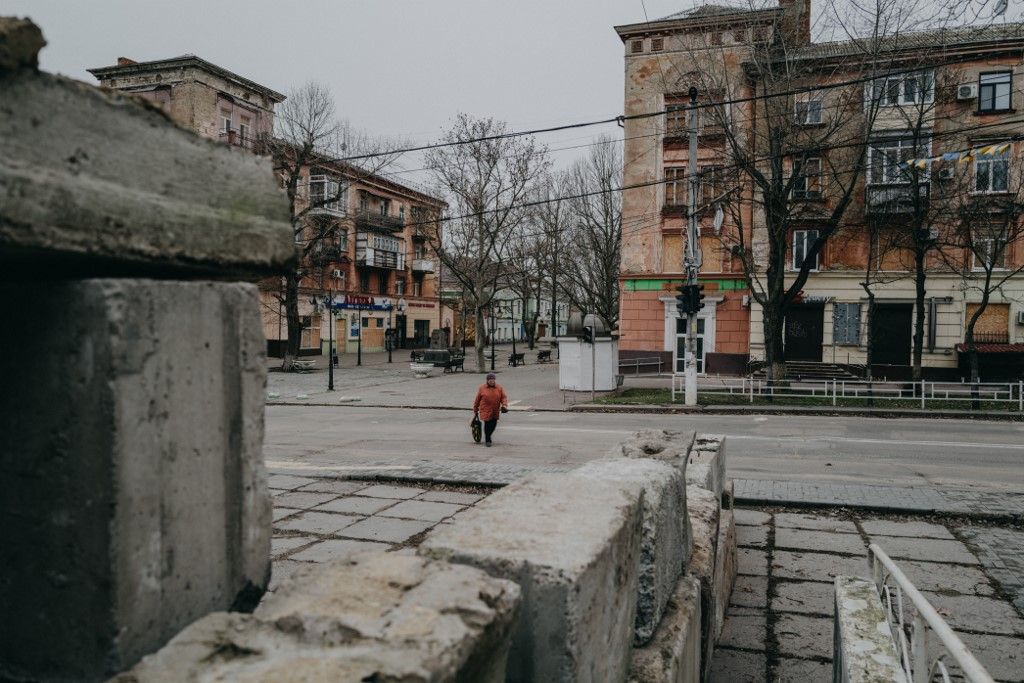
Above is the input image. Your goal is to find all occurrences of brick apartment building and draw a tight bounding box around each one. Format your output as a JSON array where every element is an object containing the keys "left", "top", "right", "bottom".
[
  {"left": 90, "top": 55, "right": 447, "bottom": 356},
  {"left": 615, "top": 2, "right": 1024, "bottom": 378}
]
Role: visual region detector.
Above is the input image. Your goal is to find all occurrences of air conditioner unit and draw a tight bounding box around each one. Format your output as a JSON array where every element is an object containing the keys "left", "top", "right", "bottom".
[
  {"left": 332, "top": 269, "right": 343, "bottom": 279},
  {"left": 957, "top": 83, "right": 978, "bottom": 101},
  {"left": 1017, "top": 310, "right": 1024, "bottom": 325},
  {"left": 937, "top": 167, "right": 955, "bottom": 181}
]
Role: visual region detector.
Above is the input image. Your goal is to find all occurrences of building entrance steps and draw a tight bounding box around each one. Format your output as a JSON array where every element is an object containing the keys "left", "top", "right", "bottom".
[{"left": 750, "top": 361, "right": 862, "bottom": 381}]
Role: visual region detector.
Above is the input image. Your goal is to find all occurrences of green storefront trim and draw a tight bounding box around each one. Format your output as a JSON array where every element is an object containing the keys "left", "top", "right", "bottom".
[{"left": 623, "top": 278, "right": 747, "bottom": 292}]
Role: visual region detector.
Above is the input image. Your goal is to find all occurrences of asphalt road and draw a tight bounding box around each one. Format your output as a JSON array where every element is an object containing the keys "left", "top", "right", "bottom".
[{"left": 264, "top": 406, "right": 1024, "bottom": 491}]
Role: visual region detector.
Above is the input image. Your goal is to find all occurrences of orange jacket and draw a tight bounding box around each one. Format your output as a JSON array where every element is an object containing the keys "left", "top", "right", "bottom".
[{"left": 473, "top": 384, "right": 509, "bottom": 421}]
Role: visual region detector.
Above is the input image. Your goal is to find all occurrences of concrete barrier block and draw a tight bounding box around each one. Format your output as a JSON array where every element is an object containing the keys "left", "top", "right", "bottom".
[
  {"left": 684, "top": 485, "right": 721, "bottom": 679},
  {"left": 722, "top": 479, "right": 735, "bottom": 510},
  {"left": 687, "top": 435, "right": 726, "bottom": 498},
  {"left": 712, "top": 509, "right": 738, "bottom": 645},
  {"left": 629, "top": 575, "right": 702, "bottom": 683},
  {"left": 112, "top": 554, "right": 521, "bottom": 682},
  {"left": 420, "top": 473, "right": 644, "bottom": 682},
  {"left": 574, "top": 458, "right": 691, "bottom": 645},
  {"left": 613, "top": 429, "right": 695, "bottom": 470},
  {"left": 0, "top": 279, "right": 270, "bottom": 682},
  {"left": 833, "top": 576, "right": 909, "bottom": 683}
]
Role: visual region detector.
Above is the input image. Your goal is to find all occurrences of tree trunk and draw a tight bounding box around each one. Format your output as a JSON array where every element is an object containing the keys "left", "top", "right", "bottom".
[
  {"left": 762, "top": 304, "right": 786, "bottom": 382},
  {"left": 474, "top": 306, "right": 486, "bottom": 372},
  {"left": 283, "top": 271, "right": 302, "bottom": 371},
  {"left": 911, "top": 251, "right": 927, "bottom": 382}
]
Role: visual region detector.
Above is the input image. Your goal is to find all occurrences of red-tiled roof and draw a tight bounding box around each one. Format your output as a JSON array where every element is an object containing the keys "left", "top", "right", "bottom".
[{"left": 955, "top": 343, "right": 1024, "bottom": 353}]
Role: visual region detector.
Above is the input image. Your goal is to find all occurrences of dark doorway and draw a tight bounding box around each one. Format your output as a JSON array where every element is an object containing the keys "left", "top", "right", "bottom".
[
  {"left": 785, "top": 305, "right": 824, "bottom": 362},
  {"left": 414, "top": 320, "right": 430, "bottom": 347},
  {"left": 395, "top": 314, "right": 408, "bottom": 349},
  {"left": 871, "top": 304, "right": 912, "bottom": 365}
]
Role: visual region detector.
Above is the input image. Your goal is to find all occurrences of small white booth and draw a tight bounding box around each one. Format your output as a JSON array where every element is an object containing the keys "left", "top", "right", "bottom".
[{"left": 557, "top": 336, "right": 619, "bottom": 391}]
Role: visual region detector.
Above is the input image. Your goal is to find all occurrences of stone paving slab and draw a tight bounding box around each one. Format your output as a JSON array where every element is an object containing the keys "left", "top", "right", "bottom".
[
  {"left": 885, "top": 559, "right": 995, "bottom": 597},
  {"left": 772, "top": 513, "right": 858, "bottom": 534},
  {"left": 271, "top": 491, "right": 339, "bottom": 510},
  {"left": 731, "top": 576, "right": 768, "bottom": 609},
  {"left": 772, "top": 550, "right": 868, "bottom": 583},
  {"left": 417, "top": 490, "right": 485, "bottom": 505},
  {"left": 956, "top": 632, "right": 1024, "bottom": 682},
  {"left": 772, "top": 580, "right": 835, "bottom": 617},
  {"left": 860, "top": 519, "right": 954, "bottom": 539},
  {"left": 737, "top": 524, "right": 769, "bottom": 548},
  {"left": 356, "top": 484, "right": 427, "bottom": 500},
  {"left": 957, "top": 526, "right": 1024, "bottom": 614},
  {"left": 709, "top": 649, "right": 767, "bottom": 682},
  {"left": 276, "top": 511, "right": 361, "bottom": 535},
  {"left": 314, "top": 496, "right": 397, "bottom": 515},
  {"left": 869, "top": 536, "right": 979, "bottom": 565},
  {"left": 774, "top": 613, "right": 833, "bottom": 660},
  {"left": 271, "top": 536, "right": 316, "bottom": 557},
  {"left": 339, "top": 516, "right": 435, "bottom": 543},
  {"left": 774, "top": 528, "right": 866, "bottom": 555},
  {"left": 379, "top": 499, "right": 464, "bottom": 522},
  {"left": 774, "top": 657, "right": 833, "bottom": 682},
  {"left": 738, "top": 548, "right": 769, "bottom": 576},
  {"left": 297, "top": 480, "right": 368, "bottom": 495},
  {"left": 287, "top": 538, "right": 390, "bottom": 563},
  {"left": 734, "top": 509, "right": 772, "bottom": 526},
  {"left": 919, "top": 592, "right": 1024, "bottom": 636},
  {"left": 272, "top": 508, "right": 298, "bottom": 522},
  {"left": 267, "top": 474, "right": 318, "bottom": 490},
  {"left": 718, "top": 610, "right": 767, "bottom": 651},
  {"left": 267, "top": 559, "right": 306, "bottom": 590}
]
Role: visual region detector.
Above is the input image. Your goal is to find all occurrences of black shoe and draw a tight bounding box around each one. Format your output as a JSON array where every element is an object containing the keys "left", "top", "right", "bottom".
[{"left": 486, "top": 442, "right": 492, "bottom": 447}]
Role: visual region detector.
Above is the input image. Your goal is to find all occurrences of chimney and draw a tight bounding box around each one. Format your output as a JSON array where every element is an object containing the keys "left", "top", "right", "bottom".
[
  {"left": 777, "top": 0, "right": 811, "bottom": 46},
  {"left": 117, "top": 57, "right": 137, "bottom": 66}
]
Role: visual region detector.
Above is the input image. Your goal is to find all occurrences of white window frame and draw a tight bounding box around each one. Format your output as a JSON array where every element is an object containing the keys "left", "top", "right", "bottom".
[
  {"left": 974, "top": 150, "right": 1010, "bottom": 194},
  {"left": 792, "top": 229, "right": 820, "bottom": 271},
  {"left": 665, "top": 167, "right": 686, "bottom": 206},
  {"left": 308, "top": 175, "right": 347, "bottom": 215},
  {"left": 973, "top": 229, "right": 1008, "bottom": 271},
  {"left": 869, "top": 71, "right": 935, "bottom": 107},
  {"left": 793, "top": 157, "right": 822, "bottom": 199},
  {"left": 795, "top": 98, "right": 823, "bottom": 125},
  {"left": 868, "top": 136, "right": 930, "bottom": 185}
]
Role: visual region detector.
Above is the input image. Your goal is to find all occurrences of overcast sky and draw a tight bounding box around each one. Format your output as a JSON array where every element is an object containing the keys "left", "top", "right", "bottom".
[{"left": 11, "top": 0, "right": 1019, "bottom": 178}]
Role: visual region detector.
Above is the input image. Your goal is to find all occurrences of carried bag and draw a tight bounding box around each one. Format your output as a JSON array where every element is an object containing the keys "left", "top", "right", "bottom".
[{"left": 470, "top": 412, "right": 482, "bottom": 443}]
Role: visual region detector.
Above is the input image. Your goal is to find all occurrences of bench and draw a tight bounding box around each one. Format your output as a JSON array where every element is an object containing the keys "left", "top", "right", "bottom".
[
  {"left": 291, "top": 359, "right": 316, "bottom": 373},
  {"left": 444, "top": 356, "right": 465, "bottom": 373},
  {"left": 508, "top": 352, "right": 526, "bottom": 367},
  {"left": 537, "top": 350, "right": 552, "bottom": 363}
]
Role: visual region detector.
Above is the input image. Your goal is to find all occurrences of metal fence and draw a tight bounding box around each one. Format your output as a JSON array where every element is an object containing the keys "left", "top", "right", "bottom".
[
  {"left": 869, "top": 544, "right": 995, "bottom": 683},
  {"left": 618, "top": 356, "right": 665, "bottom": 375},
  {"left": 692, "top": 377, "right": 1024, "bottom": 411}
]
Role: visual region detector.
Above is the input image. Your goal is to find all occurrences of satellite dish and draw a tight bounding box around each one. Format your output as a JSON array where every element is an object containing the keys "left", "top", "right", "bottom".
[{"left": 713, "top": 204, "right": 725, "bottom": 231}]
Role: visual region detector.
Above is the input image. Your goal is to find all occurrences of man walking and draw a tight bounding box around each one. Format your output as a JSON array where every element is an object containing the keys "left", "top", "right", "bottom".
[{"left": 473, "top": 372, "right": 509, "bottom": 447}]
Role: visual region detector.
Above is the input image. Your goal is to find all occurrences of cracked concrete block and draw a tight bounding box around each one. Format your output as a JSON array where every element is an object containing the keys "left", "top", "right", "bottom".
[
  {"left": 613, "top": 429, "right": 695, "bottom": 472},
  {"left": 628, "top": 575, "right": 702, "bottom": 683},
  {"left": 112, "top": 554, "right": 521, "bottom": 682},
  {"left": 420, "top": 474, "right": 643, "bottom": 682},
  {"left": 712, "top": 509, "right": 738, "bottom": 647},
  {"left": 0, "top": 280, "right": 270, "bottom": 682},
  {"left": 687, "top": 435, "right": 727, "bottom": 499},
  {"left": 574, "top": 458, "right": 690, "bottom": 645},
  {"left": 833, "top": 576, "right": 908, "bottom": 682},
  {"left": 684, "top": 485, "right": 721, "bottom": 679}
]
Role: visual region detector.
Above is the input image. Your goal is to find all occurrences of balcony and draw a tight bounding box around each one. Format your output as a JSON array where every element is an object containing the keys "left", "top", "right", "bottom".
[
  {"left": 357, "top": 247, "right": 406, "bottom": 270},
  {"left": 308, "top": 243, "right": 347, "bottom": 264},
  {"left": 354, "top": 209, "right": 404, "bottom": 233},
  {"left": 412, "top": 258, "right": 435, "bottom": 273},
  {"left": 865, "top": 184, "right": 929, "bottom": 215}
]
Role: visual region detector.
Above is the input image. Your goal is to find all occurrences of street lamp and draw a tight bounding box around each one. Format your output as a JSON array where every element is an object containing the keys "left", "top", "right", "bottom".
[
  {"left": 490, "top": 304, "right": 497, "bottom": 372},
  {"left": 385, "top": 297, "right": 394, "bottom": 363},
  {"left": 510, "top": 300, "right": 517, "bottom": 359},
  {"left": 323, "top": 292, "right": 336, "bottom": 391}
]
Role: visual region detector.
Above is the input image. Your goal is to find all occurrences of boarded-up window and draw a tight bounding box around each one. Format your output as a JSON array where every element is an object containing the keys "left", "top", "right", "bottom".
[
  {"left": 833, "top": 303, "right": 861, "bottom": 345},
  {"left": 651, "top": 38, "right": 664, "bottom": 51},
  {"left": 631, "top": 40, "right": 643, "bottom": 54},
  {"left": 662, "top": 235, "right": 683, "bottom": 272},
  {"left": 700, "top": 236, "right": 722, "bottom": 272},
  {"left": 966, "top": 303, "right": 1009, "bottom": 338}
]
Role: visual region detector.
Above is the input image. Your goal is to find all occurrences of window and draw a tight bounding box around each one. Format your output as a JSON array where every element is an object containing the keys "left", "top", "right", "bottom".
[
  {"left": 792, "top": 229, "right": 820, "bottom": 270},
  {"left": 869, "top": 137, "right": 929, "bottom": 184},
  {"left": 380, "top": 199, "right": 391, "bottom": 216},
  {"left": 378, "top": 272, "right": 389, "bottom": 295},
  {"left": 698, "top": 166, "right": 724, "bottom": 204},
  {"left": 359, "top": 194, "right": 369, "bottom": 212},
  {"left": 359, "top": 271, "right": 370, "bottom": 294},
  {"left": 793, "top": 157, "right": 822, "bottom": 199},
  {"left": 631, "top": 40, "right": 643, "bottom": 54},
  {"left": 975, "top": 148, "right": 1009, "bottom": 193},
  {"left": 665, "top": 103, "right": 687, "bottom": 134},
  {"left": 732, "top": 29, "right": 747, "bottom": 42},
  {"left": 399, "top": 206, "right": 406, "bottom": 223},
  {"left": 309, "top": 174, "right": 346, "bottom": 214},
  {"left": 711, "top": 32, "right": 723, "bottom": 46},
  {"left": 665, "top": 167, "right": 686, "bottom": 206},
  {"left": 832, "top": 303, "right": 861, "bottom": 345},
  {"left": 414, "top": 243, "right": 426, "bottom": 259},
  {"left": 870, "top": 72, "right": 934, "bottom": 107},
  {"left": 395, "top": 278, "right": 405, "bottom": 295},
  {"left": 973, "top": 226, "right": 1008, "bottom": 270},
  {"left": 651, "top": 38, "right": 664, "bottom": 52},
  {"left": 372, "top": 235, "right": 401, "bottom": 252},
  {"left": 795, "top": 98, "right": 823, "bottom": 125},
  {"left": 376, "top": 318, "right": 384, "bottom": 328},
  {"left": 238, "top": 115, "right": 250, "bottom": 144},
  {"left": 979, "top": 72, "right": 1012, "bottom": 112},
  {"left": 220, "top": 109, "right": 232, "bottom": 132},
  {"left": 412, "top": 279, "right": 422, "bottom": 297},
  {"left": 675, "top": 317, "right": 707, "bottom": 374}
]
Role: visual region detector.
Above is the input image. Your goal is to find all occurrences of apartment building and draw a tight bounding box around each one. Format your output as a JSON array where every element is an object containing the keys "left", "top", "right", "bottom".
[
  {"left": 91, "top": 55, "right": 446, "bottom": 356},
  {"left": 616, "top": 2, "right": 1024, "bottom": 378}
]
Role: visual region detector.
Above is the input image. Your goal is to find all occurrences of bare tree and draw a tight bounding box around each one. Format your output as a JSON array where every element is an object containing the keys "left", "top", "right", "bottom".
[
  {"left": 426, "top": 114, "right": 549, "bottom": 371},
  {"left": 562, "top": 136, "right": 623, "bottom": 329}
]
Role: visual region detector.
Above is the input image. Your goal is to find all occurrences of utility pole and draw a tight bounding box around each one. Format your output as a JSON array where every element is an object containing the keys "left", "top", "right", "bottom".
[
  {"left": 490, "top": 305, "right": 497, "bottom": 372},
  {"left": 326, "top": 291, "right": 335, "bottom": 391},
  {"left": 684, "top": 86, "right": 701, "bottom": 406}
]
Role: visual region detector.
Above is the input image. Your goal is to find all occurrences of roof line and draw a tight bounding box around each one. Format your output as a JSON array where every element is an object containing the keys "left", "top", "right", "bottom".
[{"left": 88, "top": 54, "right": 285, "bottom": 102}]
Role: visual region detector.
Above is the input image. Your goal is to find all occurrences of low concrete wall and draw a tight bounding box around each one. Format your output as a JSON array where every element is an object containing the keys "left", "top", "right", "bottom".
[
  {"left": 420, "top": 474, "right": 644, "bottom": 682},
  {"left": 111, "top": 554, "right": 521, "bottom": 682},
  {"left": 629, "top": 575, "right": 702, "bottom": 683},
  {"left": 687, "top": 435, "right": 727, "bottom": 501},
  {"left": 833, "top": 576, "right": 908, "bottom": 683}
]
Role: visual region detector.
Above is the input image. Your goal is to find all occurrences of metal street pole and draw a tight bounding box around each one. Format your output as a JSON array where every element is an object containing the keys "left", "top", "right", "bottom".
[
  {"left": 685, "top": 86, "right": 701, "bottom": 407},
  {"left": 511, "top": 301, "right": 517, "bottom": 359},
  {"left": 357, "top": 306, "right": 362, "bottom": 366},
  {"left": 490, "top": 306, "right": 496, "bottom": 372},
  {"left": 327, "top": 291, "right": 334, "bottom": 391},
  {"left": 591, "top": 334, "right": 596, "bottom": 403},
  {"left": 387, "top": 302, "right": 393, "bottom": 363}
]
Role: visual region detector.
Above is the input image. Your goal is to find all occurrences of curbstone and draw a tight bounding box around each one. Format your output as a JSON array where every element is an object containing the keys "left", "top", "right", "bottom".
[
  {"left": 628, "top": 575, "right": 702, "bottom": 683},
  {"left": 574, "top": 458, "right": 691, "bottom": 645},
  {"left": 419, "top": 473, "right": 644, "bottom": 682},
  {"left": 111, "top": 554, "right": 521, "bottom": 683}
]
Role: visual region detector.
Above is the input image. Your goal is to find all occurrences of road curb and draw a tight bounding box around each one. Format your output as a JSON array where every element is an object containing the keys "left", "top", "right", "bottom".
[
  {"left": 569, "top": 403, "right": 1024, "bottom": 421},
  {"left": 265, "top": 401, "right": 567, "bottom": 412},
  {"left": 733, "top": 495, "right": 1024, "bottom": 523}
]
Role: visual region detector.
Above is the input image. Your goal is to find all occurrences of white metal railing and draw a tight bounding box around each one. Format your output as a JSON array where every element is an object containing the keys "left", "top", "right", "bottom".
[
  {"left": 694, "top": 378, "right": 1024, "bottom": 412},
  {"left": 618, "top": 356, "right": 664, "bottom": 374},
  {"left": 868, "top": 544, "right": 995, "bottom": 683}
]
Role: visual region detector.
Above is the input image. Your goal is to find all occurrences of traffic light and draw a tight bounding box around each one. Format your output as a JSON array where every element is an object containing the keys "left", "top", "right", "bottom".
[
  {"left": 675, "top": 284, "right": 690, "bottom": 316},
  {"left": 690, "top": 284, "right": 706, "bottom": 314},
  {"left": 581, "top": 325, "right": 594, "bottom": 344}
]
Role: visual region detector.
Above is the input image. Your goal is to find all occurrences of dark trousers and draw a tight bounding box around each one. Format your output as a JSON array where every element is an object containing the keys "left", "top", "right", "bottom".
[{"left": 483, "top": 418, "right": 498, "bottom": 443}]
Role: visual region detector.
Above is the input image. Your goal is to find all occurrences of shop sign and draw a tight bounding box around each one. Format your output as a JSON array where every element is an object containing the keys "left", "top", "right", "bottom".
[{"left": 332, "top": 295, "right": 393, "bottom": 311}]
